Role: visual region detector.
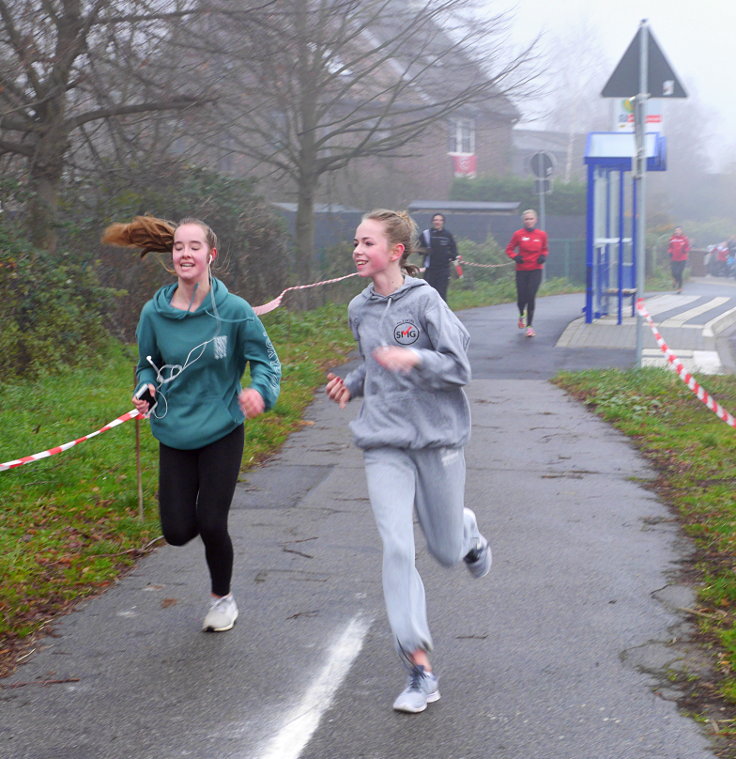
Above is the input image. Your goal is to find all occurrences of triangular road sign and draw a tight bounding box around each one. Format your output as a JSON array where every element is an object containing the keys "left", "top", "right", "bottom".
[{"left": 602, "top": 24, "right": 687, "bottom": 98}]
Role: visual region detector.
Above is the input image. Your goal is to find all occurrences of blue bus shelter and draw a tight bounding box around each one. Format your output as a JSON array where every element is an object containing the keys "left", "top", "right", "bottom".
[{"left": 584, "top": 132, "right": 667, "bottom": 323}]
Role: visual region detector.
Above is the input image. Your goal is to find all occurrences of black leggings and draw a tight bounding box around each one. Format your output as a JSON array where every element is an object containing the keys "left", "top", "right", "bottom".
[
  {"left": 671, "top": 260, "right": 686, "bottom": 289},
  {"left": 158, "top": 425, "right": 244, "bottom": 596},
  {"left": 516, "top": 269, "right": 543, "bottom": 326},
  {"left": 424, "top": 267, "right": 450, "bottom": 302}
]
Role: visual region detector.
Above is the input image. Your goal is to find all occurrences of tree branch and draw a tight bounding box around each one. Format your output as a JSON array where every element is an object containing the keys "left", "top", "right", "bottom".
[
  {"left": 0, "top": 139, "right": 34, "bottom": 157},
  {"left": 64, "top": 96, "right": 209, "bottom": 131}
]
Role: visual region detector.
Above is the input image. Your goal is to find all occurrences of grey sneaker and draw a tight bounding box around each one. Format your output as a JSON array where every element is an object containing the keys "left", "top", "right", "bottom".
[
  {"left": 202, "top": 594, "right": 238, "bottom": 632},
  {"left": 392, "top": 665, "right": 440, "bottom": 713},
  {"left": 464, "top": 536, "right": 492, "bottom": 578}
]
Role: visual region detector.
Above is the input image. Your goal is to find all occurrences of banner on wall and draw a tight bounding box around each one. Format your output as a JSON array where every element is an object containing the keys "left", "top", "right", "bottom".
[{"left": 450, "top": 153, "right": 477, "bottom": 178}]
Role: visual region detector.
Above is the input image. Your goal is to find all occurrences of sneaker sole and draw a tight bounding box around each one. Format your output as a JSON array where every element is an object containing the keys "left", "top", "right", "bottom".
[
  {"left": 203, "top": 614, "right": 238, "bottom": 633},
  {"left": 393, "top": 691, "right": 441, "bottom": 713}
]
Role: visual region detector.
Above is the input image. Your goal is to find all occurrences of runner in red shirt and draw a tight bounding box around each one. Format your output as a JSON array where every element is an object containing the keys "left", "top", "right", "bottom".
[
  {"left": 667, "top": 226, "right": 691, "bottom": 293},
  {"left": 506, "top": 209, "right": 548, "bottom": 337}
]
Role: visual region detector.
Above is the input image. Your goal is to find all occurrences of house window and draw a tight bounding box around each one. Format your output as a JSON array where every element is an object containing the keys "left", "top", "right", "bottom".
[{"left": 448, "top": 117, "right": 475, "bottom": 154}]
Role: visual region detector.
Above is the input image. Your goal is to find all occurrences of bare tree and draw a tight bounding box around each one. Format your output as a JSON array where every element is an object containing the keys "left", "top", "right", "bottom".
[
  {"left": 197, "top": 0, "right": 539, "bottom": 279},
  {"left": 0, "top": 0, "right": 215, "bottom": 251},
  {"left": 535, "top": 21, "right": 611, "bottom": 182}
]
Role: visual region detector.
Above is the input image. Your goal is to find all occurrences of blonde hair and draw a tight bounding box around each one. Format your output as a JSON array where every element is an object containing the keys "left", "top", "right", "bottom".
[
  {"left": 522, "top": 209, "right": 538, "bottom": 219},
  {"left": 362, "top": 209, "right": 420, "bottom": 276},
  {"left": 101, "top": 215, "right": 217, "bottom": 257}
]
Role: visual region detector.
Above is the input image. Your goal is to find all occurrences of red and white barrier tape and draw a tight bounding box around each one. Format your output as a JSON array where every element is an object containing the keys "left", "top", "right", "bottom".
[
  {"left": 3, "top": 257, "right": 514, "bottom": 472},
  {"left": 0, "top": 409, "right": 142, "bottom": 472},
  {"left": 636, "top": 298, "right": 736, "bottom": 428},
  {"left": 456, "top": 255, "right": 513, "bottom": 270},
  {"left": 254, "top": 271, "right": 360, "bottom": 315},
  {"left": 252, "top": 257, "right": 511, "bottom": 315}
]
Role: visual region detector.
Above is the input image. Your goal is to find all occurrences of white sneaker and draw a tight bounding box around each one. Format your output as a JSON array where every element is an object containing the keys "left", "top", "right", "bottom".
[
  {"left": 392, "top": 665, "right": 440, "bottom": 713},
  {"left": 202, "top": 594, "right": 238, "bottom": 632},
  {"left": 462, "top": 508, "right": 492, "bottom": 579},
  {"left": 464, "top": 536, "right": 492, "bottom": 579}
]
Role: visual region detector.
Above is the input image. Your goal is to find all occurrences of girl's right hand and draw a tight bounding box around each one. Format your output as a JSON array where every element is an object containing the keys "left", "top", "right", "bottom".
[
  {"left": 326, "top": 373, "right": 351, "bottom": 409},
  {"left": 132, "top": 384, "right": 156, "bottom": 416}
]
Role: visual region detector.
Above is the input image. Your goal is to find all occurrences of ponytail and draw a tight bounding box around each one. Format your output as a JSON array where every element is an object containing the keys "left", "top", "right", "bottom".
[{"left": 101, "top": 215, "right": 176, "bottom": 257}]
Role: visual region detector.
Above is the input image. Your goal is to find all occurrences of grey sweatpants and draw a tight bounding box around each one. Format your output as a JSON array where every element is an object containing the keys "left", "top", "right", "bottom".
[{"left": 363, "top": 446, "right": 485, "bottom": 654}]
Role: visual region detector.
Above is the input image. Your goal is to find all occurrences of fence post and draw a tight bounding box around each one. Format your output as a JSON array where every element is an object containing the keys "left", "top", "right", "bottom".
[{"left": 133, "top": 368, "right": 143, "bottom": 521}]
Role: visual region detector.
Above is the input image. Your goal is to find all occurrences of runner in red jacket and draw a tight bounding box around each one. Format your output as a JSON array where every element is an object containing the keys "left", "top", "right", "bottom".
[
  {"left": 667, "top": 226, "right": 691, "bottom": 293},
  {"left": 506, "top": 209, "right": 548, "bottom": 337}
]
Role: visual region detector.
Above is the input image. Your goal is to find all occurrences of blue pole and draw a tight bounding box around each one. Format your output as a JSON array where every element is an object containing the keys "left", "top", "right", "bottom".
[
  {"left": 585, "top": 161, "right": 595, "bottom": 323},
  {"left": 617, "top": 169, "right": 626, "bottom": 324}
]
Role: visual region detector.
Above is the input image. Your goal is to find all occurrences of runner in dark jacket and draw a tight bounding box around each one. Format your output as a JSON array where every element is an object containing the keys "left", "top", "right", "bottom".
[{"left": 417, "top": 213, "right": 458, "bottom": 303}]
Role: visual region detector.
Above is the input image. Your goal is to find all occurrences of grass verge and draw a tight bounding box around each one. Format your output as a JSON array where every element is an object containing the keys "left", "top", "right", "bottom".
[
  {"left": 0, "top": 303, "right": 356, "bottom": 676},
  {"left": 0, "top": 276, "right": 580, "bottom": 677},
  {"left": 555, "top": 367, "right": 736, "bottom": 746}
]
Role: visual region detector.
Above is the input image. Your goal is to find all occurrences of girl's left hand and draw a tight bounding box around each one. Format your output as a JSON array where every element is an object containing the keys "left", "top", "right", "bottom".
[
  {"left": 239, "top": 388, "right": 265, "bottom": 418},
  {"left": 372, "top": 345, "right": 420, "bottom": 373}
]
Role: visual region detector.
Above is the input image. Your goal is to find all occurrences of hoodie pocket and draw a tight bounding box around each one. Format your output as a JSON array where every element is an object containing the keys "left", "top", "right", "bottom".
[{"left": 352, "top": 387, "right": 468, "bottom": 448}]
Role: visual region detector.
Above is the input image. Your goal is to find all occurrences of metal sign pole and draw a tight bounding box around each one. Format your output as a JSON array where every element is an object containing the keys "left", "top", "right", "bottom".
[
  {"left": 601, "top": 20, "right": 686, "bottom": 353},
  {"left": 530, "top": 151, "right": 553, "bottom": 286},
  {"left": 634, "top": 20, "right": 649, "bottom": 368},
  {"left": 538, "top": 184, "right": 546, "bottom": 284}
]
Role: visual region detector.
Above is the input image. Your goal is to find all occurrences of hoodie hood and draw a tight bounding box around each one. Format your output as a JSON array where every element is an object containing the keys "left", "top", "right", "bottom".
[
  {"left": 358, "top": 275, "right": 427, "bottom": 304},
  {"left": 152, "top": 277, "right": 230, "bottom": 320}
]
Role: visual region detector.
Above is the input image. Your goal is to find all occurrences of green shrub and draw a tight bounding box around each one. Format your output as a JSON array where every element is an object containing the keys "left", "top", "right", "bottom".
[
  {"left": 451, "top": 175, "right": 586, "bottom": 215},
  {"left": 0, "top": 224, "right": 116, "bottom": 383},
  {"left": 455, "top": 236, "right": 512, "bottom": 289},
  {"left": 58, "top": 160, "right": 294, "bottom": 341}
]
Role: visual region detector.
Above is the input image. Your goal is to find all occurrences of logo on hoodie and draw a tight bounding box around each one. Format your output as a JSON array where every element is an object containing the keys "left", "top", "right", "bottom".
[
  {"left": 394, "top": 321, "right": 419, "bottom": 345},
  {"left": 213, "top": 335, "right": 227, "bottom": 359}
]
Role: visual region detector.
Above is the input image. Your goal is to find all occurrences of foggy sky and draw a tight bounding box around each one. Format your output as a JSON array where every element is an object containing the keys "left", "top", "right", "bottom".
[{"left": 502, "top": 0, "right": 735, "bottom": 158}]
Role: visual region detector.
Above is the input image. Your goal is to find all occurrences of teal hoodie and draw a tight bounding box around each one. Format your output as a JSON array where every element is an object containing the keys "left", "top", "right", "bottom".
[{"left": 135, "top": 278, "right": 281, "bottom": 450}]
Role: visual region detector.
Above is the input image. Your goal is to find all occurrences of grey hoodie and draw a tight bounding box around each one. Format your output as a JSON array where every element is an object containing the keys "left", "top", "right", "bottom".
[{"left": 342, "top": 276, "right": 471, "bottom": 450}]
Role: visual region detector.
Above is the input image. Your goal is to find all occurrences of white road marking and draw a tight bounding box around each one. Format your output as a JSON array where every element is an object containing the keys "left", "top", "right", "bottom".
[
  {"left": 642, "top": 349, "right": 724, "bottom": 374},
  {"left": 703, "top": 306, "right": 736, "bottom": 337},
  {"left": 660, "top": 297, "right": 729, "bottom": 326},
  {"left": 254, "top": 614, "right": 371, "bottom": 759},
  {"left": 647, "top": 294, "right": 699, "bottom": 315}
]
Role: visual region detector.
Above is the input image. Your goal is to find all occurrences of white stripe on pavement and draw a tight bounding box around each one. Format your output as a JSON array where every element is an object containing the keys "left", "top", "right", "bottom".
[
  {"left": 254, "top": 614, "right": 371, "bottom": 759},
  {"left": 646, "top": 294, "right": 699, "bottom": 315},
  {"left": 703, "top": 305, "right": 736, "bottom": 337},
  {"left": 642, "top": 348, "right": 724, "bottom": 375},
  {"left": 660, "top": 297, "right": 729, "bottom": 326}
]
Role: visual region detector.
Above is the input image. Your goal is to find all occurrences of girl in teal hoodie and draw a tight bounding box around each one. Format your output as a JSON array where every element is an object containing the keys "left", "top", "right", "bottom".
[{"left": 107, "top": 216, "right": 281, "bottom": 633}]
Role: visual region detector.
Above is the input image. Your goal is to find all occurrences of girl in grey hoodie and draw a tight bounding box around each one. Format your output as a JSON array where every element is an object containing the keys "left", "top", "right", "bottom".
[{"left": 326, "top": 209, "right": 491, "bottom": 713}]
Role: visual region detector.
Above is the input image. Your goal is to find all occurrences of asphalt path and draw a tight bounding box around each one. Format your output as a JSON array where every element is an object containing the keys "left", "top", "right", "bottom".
[
  {"left": 462, "top": 292, "right": 635, "bottom": 379},
  {"left": 3, "top": 289, "right": 734, "bottom": 759}
]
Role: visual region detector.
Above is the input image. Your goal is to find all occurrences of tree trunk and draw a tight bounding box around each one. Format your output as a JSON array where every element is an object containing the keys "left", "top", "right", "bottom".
[
  {"left": 293, "top": 173, "right": 318, "bottom": 308},
  {"left": 28, "top": 166, "right": 63, "bottom": 253},
  {"left": 295, "top": 177, "right": 316, "bottom": 280},
  {"left": 27, "top": 86, "right": 70, "bottom": 252}
]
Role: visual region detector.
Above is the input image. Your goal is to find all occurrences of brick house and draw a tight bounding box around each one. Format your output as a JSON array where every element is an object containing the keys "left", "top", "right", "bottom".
[{"left": 194, "top": 3, "right": 522, "bottom": 210}]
